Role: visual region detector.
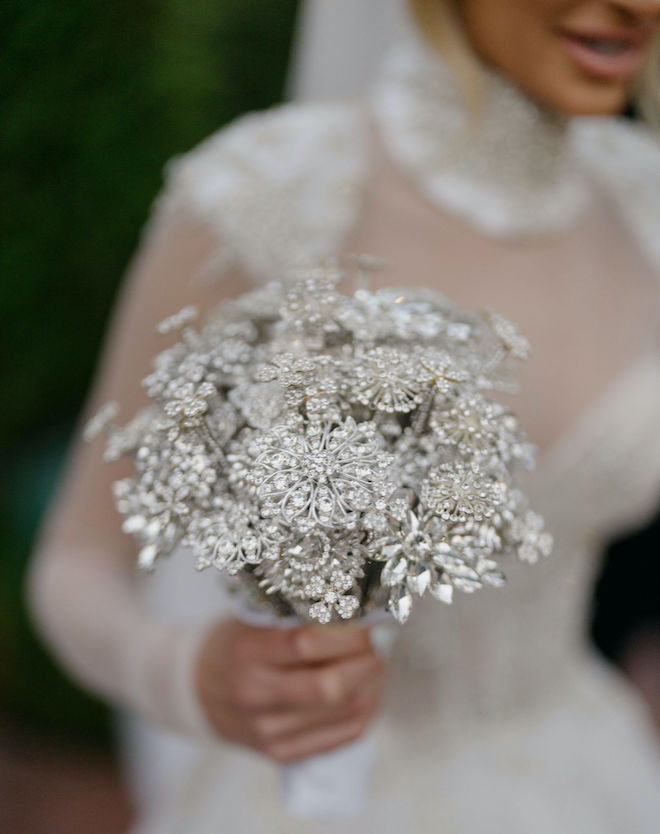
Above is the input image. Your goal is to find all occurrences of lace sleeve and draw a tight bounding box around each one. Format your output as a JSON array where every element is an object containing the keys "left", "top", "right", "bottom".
[
  {"left": 26, "top": 99, "right": 367, "bottom": 737},
  {"left": 152, "top": 101, "right": 367, "bottom": 283},
  {"left": 26, "top": 202, "right": 253, "bottom": 738}
]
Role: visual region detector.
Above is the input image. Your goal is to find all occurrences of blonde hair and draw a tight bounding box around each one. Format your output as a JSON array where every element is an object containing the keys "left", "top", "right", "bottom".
[
  {"left": 637, "top": 43, "right": 660, "bottom": 127},
  {"left": 408, "top": 0, "right": 660, "bottom": 128},
  {"left": 407, "top": 0, "right": 483, "bottom": 112}
]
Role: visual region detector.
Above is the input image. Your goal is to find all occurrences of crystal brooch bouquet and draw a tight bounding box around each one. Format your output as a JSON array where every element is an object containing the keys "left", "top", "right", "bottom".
[{"left": 87, "top": 259, "right": 552, "bottom": 627}]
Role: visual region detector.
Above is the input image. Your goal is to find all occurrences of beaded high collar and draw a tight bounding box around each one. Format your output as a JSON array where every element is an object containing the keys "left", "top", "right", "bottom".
[{"left": 370, "top": 34, "right": 592, "bottom": 238}]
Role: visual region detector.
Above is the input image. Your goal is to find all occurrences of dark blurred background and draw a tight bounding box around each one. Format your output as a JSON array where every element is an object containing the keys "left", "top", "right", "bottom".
[
  {"left": 1, "top": 2, "right": 659, "bottom": 832},
  {"left": 1, "top": 2, "right": 298, "bottom": 830}
]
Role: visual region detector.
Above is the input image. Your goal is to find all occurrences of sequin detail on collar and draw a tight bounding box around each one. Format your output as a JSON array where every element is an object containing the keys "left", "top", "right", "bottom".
[{"left": 371, "top": 36, "right": 592, "bottom": 238}]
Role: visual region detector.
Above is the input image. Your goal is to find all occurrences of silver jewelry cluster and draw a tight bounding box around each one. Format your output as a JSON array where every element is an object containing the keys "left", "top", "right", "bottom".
[{"left": 87, "top": 259, "right": 551, "bottom": 624}]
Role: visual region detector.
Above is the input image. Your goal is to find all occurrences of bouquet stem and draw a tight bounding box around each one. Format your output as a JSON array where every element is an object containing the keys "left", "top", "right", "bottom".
[
  {"left": 282, "top": 731, "right": 377, "bottom": 820},
  {"left": 233, "top": 600, "right": 391, "bottom": 820}
]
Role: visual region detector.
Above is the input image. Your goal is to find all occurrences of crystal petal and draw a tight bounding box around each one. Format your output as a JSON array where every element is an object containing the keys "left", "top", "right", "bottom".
[
  {"left": 407, "top": 562, "right": 432, "bottom": 596},
  {"left": 430, "top": 575, "right": 453, "bottom": 604},
  {"left": 481, "top": 569, "right": 506, "bottom": 588},
  {"left": 389, "top": 585, "right": 413, "bottom": 624},
  {"left": 382, "top": 555, "right": 409, "bottom": 587},
  {"left": 138, "top": 544, "right": 158, "bottom": 571}
]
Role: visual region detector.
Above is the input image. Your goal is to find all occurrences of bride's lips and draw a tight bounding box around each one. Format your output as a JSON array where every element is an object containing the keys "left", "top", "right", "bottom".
[{"left": 558, "top": 27, "right": 651, "bottom": 81}]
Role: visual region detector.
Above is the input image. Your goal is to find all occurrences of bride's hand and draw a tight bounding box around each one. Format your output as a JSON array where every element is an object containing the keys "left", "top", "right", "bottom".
[{"left": 195, "top": 619, "right": 386, "bottom": 764}]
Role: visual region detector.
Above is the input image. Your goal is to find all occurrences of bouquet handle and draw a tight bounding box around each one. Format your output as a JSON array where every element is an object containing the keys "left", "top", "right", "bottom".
[
  {"left": 232, "top": 600, "right": 392, "bottom": 820},
  {"left": 281, "top": 730, "right": 377, "bottom": 820}
]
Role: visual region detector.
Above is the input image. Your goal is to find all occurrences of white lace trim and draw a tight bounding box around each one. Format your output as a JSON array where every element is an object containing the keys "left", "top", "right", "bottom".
[
  {"left": 158, "top": 101, "right": 368, "bottom": 283},
  {"left": 370, "top": 35, "right": 592, "bottom": 238},
  {"left": 574, "top": 118, "right": 660, "bottom": 274}
]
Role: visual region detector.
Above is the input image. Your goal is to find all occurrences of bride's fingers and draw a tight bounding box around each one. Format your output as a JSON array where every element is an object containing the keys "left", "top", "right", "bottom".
[
  {"left": 250, "top": 681, "right": 382, "bottom": 745},
  {"left": 240, "top": 623, "right": 372, "bottom": 667},
  {"left": 238, "top": 651, "right": 385, "bottom": 711},
  {"left": 261, "top": 706, "right": 380, "bottom": 765}
]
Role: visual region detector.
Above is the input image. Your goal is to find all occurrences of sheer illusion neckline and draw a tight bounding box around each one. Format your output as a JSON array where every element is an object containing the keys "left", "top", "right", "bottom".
[
  {"left": 331, "top": 282, "right": 660, "bottom": 478},
  {"left": 339, "top": 112, "right": 660, "bottom": 477},
  {"left": 370, "top": 32, "right": 591, "bottom": 238},
  {"left": 534, "top": 348, "right": 660, "bottom": 474}
]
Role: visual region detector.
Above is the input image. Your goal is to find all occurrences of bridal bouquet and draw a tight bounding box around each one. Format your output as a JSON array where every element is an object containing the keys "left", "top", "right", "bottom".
[{"left": 87, "top": 257, "right": 551, "bottom": 816}]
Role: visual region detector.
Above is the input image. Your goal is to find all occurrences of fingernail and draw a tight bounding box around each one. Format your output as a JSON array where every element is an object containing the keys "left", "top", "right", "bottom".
[
  {"left": 295, "top": 630, "right": 317, "bottom": 659},
  {"left": 321, "top": 672, "right": 342, "bottom": 703}
]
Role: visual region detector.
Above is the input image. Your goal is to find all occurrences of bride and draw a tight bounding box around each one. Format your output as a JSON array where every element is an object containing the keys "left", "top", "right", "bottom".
[{"left": 28, "top": 0, "right": 660, "bottom": 831}]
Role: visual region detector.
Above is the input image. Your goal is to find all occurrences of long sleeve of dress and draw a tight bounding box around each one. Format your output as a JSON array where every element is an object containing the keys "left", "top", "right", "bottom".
[
  {"left": 26, "top": 204, "right": 251, "bottom": 738},
  {"left": 28, "top": 540, "right": 213, "bottom": 737}
]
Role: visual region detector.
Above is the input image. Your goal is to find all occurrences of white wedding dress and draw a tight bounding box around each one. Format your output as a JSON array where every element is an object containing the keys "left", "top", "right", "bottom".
[
  {"left": 29, "top": 18, "right": 660, "bottom": 834},
  {"left": 110, "top": 26, "right": 660, "bottom": 832}
]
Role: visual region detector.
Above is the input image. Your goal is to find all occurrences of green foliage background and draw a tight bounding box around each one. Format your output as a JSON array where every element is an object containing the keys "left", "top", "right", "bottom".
[{"left": 1, "top": 0, "right": 299, "bottom": 744}]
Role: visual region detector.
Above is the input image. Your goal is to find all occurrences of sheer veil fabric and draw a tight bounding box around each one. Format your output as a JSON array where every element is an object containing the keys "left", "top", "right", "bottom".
[{"left": 286, "top": 0, "right": 411, "bottom": 101}]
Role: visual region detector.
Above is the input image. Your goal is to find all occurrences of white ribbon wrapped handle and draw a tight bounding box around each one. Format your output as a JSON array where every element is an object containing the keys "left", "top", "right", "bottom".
[{"left": 234, "top": 601, "right": 393, "bottom": 820}]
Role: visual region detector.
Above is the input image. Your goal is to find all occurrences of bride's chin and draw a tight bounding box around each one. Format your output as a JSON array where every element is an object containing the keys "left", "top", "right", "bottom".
[{"left": 514, "top": 69, "right": 631, "bottom": 118}]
